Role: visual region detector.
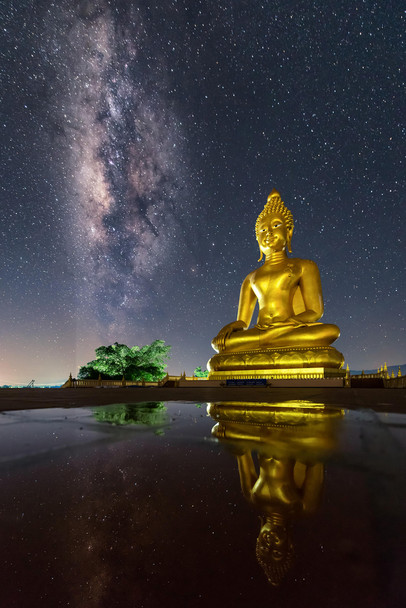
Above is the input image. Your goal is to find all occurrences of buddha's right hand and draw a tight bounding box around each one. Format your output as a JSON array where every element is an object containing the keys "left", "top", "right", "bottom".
[{"left": 212, "top": 320, "right": 247, "bottom": 352}]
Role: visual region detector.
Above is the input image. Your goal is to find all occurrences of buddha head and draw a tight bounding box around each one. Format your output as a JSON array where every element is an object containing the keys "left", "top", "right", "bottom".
[
  {"left": 256, "top": 514, "right": 295, "bottom": 586},
  {"left": 255, "top": 190, "right": 294, "bottom": 260}
]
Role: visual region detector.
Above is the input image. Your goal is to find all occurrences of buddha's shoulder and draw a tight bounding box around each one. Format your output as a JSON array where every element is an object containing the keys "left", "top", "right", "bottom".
[
  {"left": 289, "top": 257, "right": 319, "bottom": 271},
  {"left": 242, "top": 268, "right": 258, "bottom": 283}
]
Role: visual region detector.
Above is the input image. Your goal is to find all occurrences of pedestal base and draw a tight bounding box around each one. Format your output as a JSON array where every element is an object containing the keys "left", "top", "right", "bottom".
[{"left": 207, "top": 345, "right": 345, "bottom": 380}]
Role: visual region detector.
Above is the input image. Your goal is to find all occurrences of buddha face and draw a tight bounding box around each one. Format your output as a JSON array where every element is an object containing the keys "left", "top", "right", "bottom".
[{"left": 256, "top": 212, "right": 293, "bottom": 256}]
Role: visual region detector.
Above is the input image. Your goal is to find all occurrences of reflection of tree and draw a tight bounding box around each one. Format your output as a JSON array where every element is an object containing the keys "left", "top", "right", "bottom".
[
  {"left": 93, "top": 402, "right": 167, "bottom": 426},
  {"left": 208, "top": 401, "right": 343, "bottom": 587}
]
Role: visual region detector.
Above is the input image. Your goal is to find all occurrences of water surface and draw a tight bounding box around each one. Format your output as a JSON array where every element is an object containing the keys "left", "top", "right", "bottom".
[{"left": 0, "top": 401, "right": 405, "bottom": 607}]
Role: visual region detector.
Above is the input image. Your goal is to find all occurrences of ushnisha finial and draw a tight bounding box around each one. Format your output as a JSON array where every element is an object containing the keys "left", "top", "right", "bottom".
[{"left": 267, "top": 188, "right": 282, "bottom": 203}]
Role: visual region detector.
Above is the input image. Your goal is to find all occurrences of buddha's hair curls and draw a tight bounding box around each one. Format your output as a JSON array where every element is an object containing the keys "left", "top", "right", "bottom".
[
  {"left": 256, "top": 515, "right": 295, "bottom": 587},
  {"left": 255, "top": 190, "right": 294, "bottom": 237}
]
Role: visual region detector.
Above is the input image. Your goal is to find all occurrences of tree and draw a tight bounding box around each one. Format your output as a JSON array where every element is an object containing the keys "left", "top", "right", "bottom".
[
  {"left": 193, "top": 365, "right": 209, "bottom": 378},
  {"left": 77, "top": 364, "right": 100, "bottom": 379},
  {"left": 78, "top": 340, "right": 171, "bottom": 381}
]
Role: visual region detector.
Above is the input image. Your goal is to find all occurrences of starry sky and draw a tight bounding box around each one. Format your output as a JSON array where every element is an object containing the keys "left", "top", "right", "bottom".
[{"left": 1, "top": 0, "right": 405, "bottom": 384}]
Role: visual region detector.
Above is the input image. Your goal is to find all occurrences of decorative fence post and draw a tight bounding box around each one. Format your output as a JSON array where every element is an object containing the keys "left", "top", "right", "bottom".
[{"left": 345, "top": 364, "right": 351, "bottom": 387}]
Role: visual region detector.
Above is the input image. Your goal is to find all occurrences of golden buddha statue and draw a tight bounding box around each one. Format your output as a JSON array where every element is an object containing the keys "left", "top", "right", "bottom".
[{"left": 208, "top": 189, "right": 344, "bottom": 378}]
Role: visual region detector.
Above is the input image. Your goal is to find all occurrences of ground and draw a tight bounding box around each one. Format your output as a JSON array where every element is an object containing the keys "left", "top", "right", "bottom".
[{"left": 0, "top": 387, "right": 405, "bottom": 413}]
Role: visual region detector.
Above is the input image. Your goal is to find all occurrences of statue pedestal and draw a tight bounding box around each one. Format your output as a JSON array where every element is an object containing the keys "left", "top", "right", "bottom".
[{"left": 207, "top": 345, "right": 345, "bottom": 380}]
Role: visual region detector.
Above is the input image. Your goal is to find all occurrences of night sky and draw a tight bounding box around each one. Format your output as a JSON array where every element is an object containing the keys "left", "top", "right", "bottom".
[{"left": 1, "top": 0, "right": 404, "bottom": 384}]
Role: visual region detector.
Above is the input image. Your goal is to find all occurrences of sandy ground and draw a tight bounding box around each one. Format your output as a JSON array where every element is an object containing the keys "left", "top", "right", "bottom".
[{"left": 0, "top": 386, "right": 405, "bottom": 413}]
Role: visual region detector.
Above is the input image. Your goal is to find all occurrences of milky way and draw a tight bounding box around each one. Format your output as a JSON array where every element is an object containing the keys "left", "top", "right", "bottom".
[
  {"left": 1, "top": 0, "right": 405, "bottom": 383},
  {"left": 39, "top": 1, "right": 191, "bottom": 335}
]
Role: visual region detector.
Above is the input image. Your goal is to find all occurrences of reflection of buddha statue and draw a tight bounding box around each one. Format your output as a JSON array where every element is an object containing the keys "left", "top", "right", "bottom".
[
  {"left": 238, "top": 453, "right": 323, "bottom": 585},
  {"left": 208, "top": 401, "right": 343, "bottom": 586},
  {"left": 208, "top": 190, "right": 344, "bottom": 378}
]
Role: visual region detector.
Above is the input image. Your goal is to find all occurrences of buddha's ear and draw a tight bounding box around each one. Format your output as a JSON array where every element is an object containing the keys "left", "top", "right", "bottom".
[
  {"left": 257, "top": 236, "right": 263, "bottom": 261},
  {"left": 258, "top": 246, "right": 263, "bottom": 262},
  {"left": 287, "top": 227, "right": 293, "bottom": 253}
]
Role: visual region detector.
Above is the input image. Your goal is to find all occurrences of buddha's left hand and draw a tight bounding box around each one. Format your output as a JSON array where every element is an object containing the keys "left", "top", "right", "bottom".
[
  {"left": 270, "top": 316, "right": 304, "bottom": 326},
  {"left": 285, "top": 317, "right": 306, "bottom": 326}
]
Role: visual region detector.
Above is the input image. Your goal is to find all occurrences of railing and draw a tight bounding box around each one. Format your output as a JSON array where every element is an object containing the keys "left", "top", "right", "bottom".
[
  {"left": 350, "top": 372, "right": 405, "bottom": 389},
  {"left": 61, "top": 373, "right": 208, "bottom": 388},
  {"left": 350, "top": 372, "right": 394, "bottom": 379},
  {"left": 61, "top": 377, "right": 158, "bottom": 388},
  {"left": 384, "top": 375, "right": 406, "bottom": 389},
  {"left": 61, "top": 372, "right": 405, "bottom": 389}
]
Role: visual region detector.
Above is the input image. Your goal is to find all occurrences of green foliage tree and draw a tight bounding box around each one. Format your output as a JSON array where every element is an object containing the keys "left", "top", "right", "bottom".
[
  {"left": 78, "top": 340, "right": 171, "bottom": 381},
  {"left": 193, "top": 365, "right": 209, "bottom": 378},
  {"left": 77, "top": 364, "right": 100, "bottom": 380}
]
